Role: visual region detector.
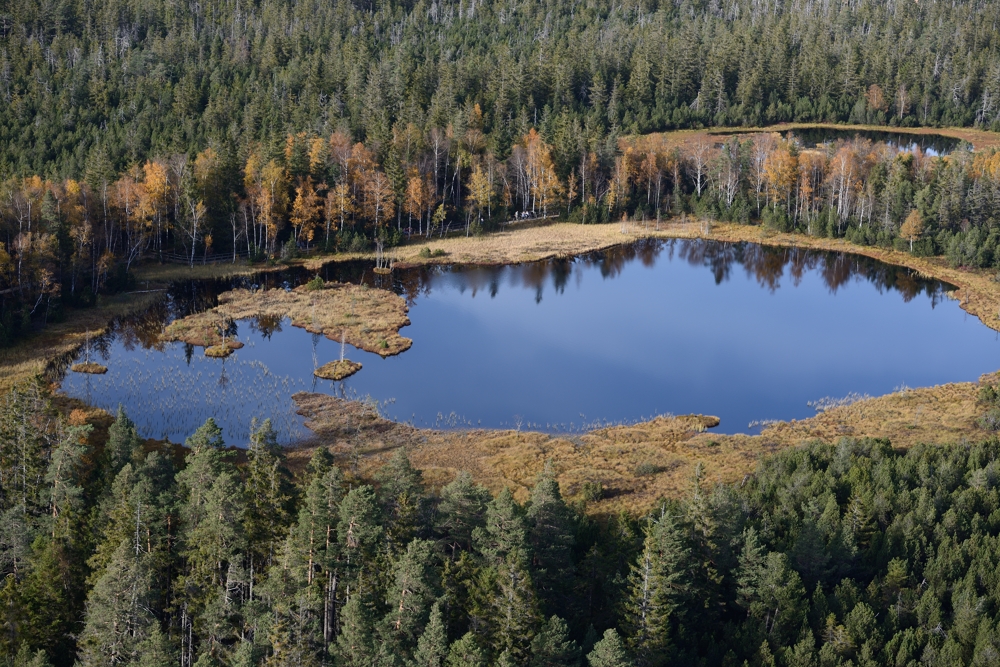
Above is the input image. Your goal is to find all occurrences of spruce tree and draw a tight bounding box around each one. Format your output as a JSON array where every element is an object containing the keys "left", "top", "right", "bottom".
[
  {"left": 244, "top": 418, "right": 293, "bottom": 572},
  {"left": 105, "top": 405, "right": 141, "bottom": 475},
  {"left": 44, "top": 423, "right": 91, "bottom": 540},
  {"left": 264, "top": 593, "right": 322, "bottom": 667},
  {"left": 526, "top": 472, "right": 575, "bottom": 616},
  {"left": 281, "top": 449, "right": 344, "bottom": 647},
  {"left": 530, "top": 615, "right": 580, "bottom": 667},
  {"left": 445, "top": 632, "right": 487, "bottom": 667},
  {"left": 484, "top": 552, "right": 541, "bottom": 661},
  {"left": 375, "top": 449, "right": 425, "bottom": 553},
  {"left": 337, "top": 485, "right": 383, "bottom": 582},
  {"left": 135, "top": 626, "right": 178, "bottom": 667},
  {"left": 412, "top": 601, "right": 448, "bottom": 667},
  {"left": 76, "top": 539, "right": 156, "bottom": 666},
  {"left": 623, "top": 511, "right": 691, "bottom": 665},
  {"left": 175, "top": 419, "right": 248, "bottom": 664},
  {"left": 495, "top": 651, "right": 517, "bottom": 667},
  {"left": 334, "top": 593, "right": 376, "bottom": 667},
  {"left": 472, "top": 488, "right": 528, "bottom": 566},
  {"left": 10, "top": 645, "right": 51, "bottom": 667},
  {"left": 586, "top": 629, "right": 630, "bottom": 667}
]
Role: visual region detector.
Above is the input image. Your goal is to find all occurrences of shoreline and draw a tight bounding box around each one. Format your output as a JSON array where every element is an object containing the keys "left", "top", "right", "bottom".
[{"left": 7, "top": 217, "right": 1000, "bottom": 511}]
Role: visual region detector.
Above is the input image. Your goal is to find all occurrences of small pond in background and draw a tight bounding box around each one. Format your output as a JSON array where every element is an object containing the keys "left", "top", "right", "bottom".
[
  {"left": 59, "top": 240, "right": 1000, "bottom": 445},
  {"left": 718, "top": 128, "right": 963, "bottom": 156}
]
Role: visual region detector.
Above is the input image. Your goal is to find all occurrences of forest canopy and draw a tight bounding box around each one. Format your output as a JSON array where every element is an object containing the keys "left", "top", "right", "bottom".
[
  {"left": 4, "top": 0, "right": 1000, "bottom": 179},
  {"left": 8, "top": 382, "right": 1000, "bottom": 666}
]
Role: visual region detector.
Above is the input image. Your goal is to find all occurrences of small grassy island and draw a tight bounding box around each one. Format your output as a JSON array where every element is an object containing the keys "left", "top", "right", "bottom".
[
  {"left": 313, "top": 359, "right": 363, "bottom": 381},
  {"left": 203, "top": 341, "right": 244, "bottom": 358},
  {"left": 160, "top": 280, "right": 412, "bottom": 357},
  {"left": 69, "top": 362, "right": 108, "bottom": 374}
]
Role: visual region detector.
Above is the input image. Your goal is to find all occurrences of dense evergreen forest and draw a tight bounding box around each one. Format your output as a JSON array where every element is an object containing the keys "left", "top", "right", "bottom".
[
  {"left": 9, "top": 380, "right": 1000, "bottom": 666},
  {"left": 5, "top": 0, "right": 1000, "bottom": 177},
  {"left": 4, "top": 0, "right": 1000, "bottom": 343}
]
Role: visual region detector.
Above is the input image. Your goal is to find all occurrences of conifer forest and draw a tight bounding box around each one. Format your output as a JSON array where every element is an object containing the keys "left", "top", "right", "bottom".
[{"left": 7, "top": 0, "right": 1000, "bottom": 665}]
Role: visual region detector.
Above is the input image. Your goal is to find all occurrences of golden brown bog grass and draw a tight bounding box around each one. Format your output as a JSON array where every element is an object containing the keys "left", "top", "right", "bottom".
[{"left": 288, "top": 370, "right": 997, "bottom": 513}]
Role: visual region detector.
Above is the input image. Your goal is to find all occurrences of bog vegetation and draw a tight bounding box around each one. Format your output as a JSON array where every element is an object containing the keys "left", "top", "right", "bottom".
[{"left": 6, "top": 381, "right": 1000, "bottom": 666}]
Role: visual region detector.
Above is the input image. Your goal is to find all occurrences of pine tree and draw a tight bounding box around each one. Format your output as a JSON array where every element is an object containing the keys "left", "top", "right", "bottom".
[
  {"left": 381, "top": 539, "right": 440, "bottom": 657},
  {"left": 412, "top": 601, "right": 448, "bottom": 667},
  {"left": 586, "top": 629, "right": 630, "bottom": 667},
  {"left": 435, "top": 471, "right": 490, "bottom": 558},
  {"left": 244, "top": 418, "right": 293, "bottom": 572},
  {"left": 530, "top": 615, "right": 581, "bottom": 667},
  {"left": 472, "top": 488, "right": 528, "bottom": 567},
  {"left": 375, "top": 449, "right": 425, "bottom": 552}
]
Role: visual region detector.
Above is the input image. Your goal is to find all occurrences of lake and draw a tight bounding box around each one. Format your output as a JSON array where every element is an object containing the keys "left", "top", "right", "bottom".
[{"left": 59, "top": 240, "right": 1000, "bottom": 445}]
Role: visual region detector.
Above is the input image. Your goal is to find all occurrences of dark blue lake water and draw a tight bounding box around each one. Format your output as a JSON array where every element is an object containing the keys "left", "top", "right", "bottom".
[{"left": 59, "top": 240, "right": 1000, "bottom": 445}]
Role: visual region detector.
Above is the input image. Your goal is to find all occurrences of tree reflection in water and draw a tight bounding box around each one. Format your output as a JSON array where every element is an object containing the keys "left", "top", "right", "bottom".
[{"left": 61, "top": 238, "right": 949, "bottom": 375}]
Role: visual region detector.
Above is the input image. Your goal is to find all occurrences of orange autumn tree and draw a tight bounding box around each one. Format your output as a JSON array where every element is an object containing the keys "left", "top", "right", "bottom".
[
  {"left": 259, "top": 159, "right": 289, "bottom": 255},
  {"left": 290, "top": 177, "right": 322, "bottom": 247},
  {"left": 112, "top": 167, "right": 153, "bottom": 270},
  {"left": 900, "top": 209, "right": 923, "bottom": 251},
  {"left": 467, "top": 164, "right": 493, "bottom": 221},
  {"left": 405, "top": 171, "right": 429, "bottom": 233},
  {"left": 763, "top": 142, "right": 797, "bottom": 213},
  {"left": 143, "top": 160, "right": 170, "bottom": 255}
]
